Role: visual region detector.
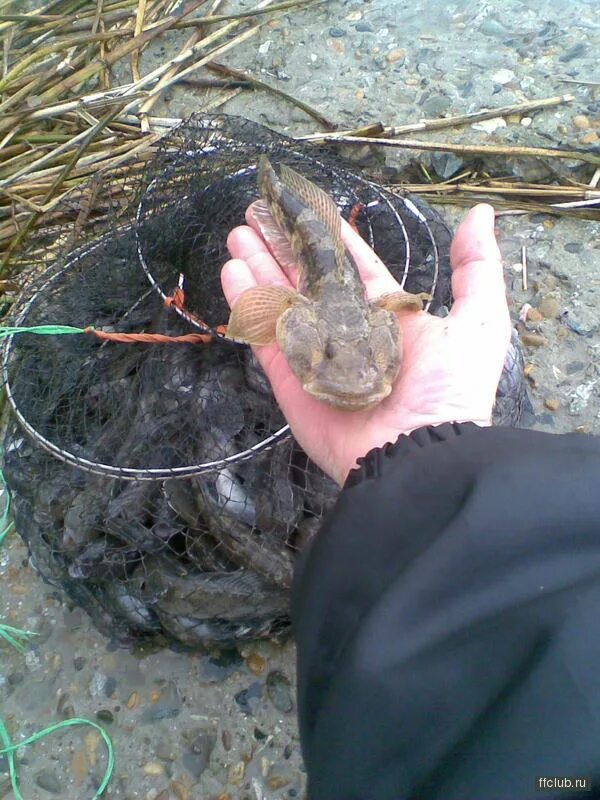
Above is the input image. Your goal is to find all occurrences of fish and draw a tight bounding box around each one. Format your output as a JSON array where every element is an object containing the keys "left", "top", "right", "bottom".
[
  {"left": 194, "top": 475, "right": 294, "bottom": 590},
  {"left": 226, "top": 156, "right": 426, "bottom": 410}
]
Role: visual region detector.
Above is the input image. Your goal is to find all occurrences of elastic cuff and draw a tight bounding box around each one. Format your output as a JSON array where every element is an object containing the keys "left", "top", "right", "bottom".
[{"left": 345, "top": 421, "right": 485, "bottom": 488}]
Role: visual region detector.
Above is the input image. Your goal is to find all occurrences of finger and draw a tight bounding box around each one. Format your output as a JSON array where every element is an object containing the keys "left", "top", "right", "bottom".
[
  {"left": 220, "top": 257, "right": 257, "bottom": 309},
  {"left": 449, "top": 203, "right": 508, "bottom": 326},
  {"left": 227, "top": 225, "right": 294, "bottom": 289},
  {"left": 340, "top": 217, "right": 402, "bottom": 297}
]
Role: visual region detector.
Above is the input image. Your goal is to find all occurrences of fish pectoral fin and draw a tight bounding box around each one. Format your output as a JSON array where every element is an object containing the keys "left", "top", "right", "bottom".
[
  {"left": 372, "top": 291, "right": 429, "bottom": 314},
  {"left": 250, "top": 199, "right": 298, "bottom": 277},
  {"left": 226, "top": 285, "right": 299, "bottom": 345}
]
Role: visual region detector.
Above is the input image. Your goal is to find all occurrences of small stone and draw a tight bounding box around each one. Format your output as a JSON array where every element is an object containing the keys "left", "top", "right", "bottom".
[
  {"left": 543, "top": 219, "right": 554, "bottom": 230},
  {"left": 472, "top": 117, "right": 507, "bottom": 134},
  {"left": 96, "top": 709, "right": 114, "bottom": 724},
  {"left": 89, "top": 671, "right": 107, "bottom": 698},
  {"left": 71, "top": 750, "right": 88, "bottom": 786},
  {"left": 228, "top": 761, "right": 245, "bottom": 785},
  {"left": 143, "top": 762, "right": 165, "bottom": 777},
  {"left": 544, "top": 398, "right": 560, "bottom": 411},
  {"left": 73, "top": 656, "right": 87, "bottom": 671},
  {"left": 35, "top": 769, "right": 62, "bottom": 794},
  {"left": 330, "top": 38, "right": 345, "bottom": 54},
  {"left": 170, "top": 780, "right": 190, "bottom": 800},
  {"left": 521, "top": 117, "right": 532, "bottom": 127},
  {"left": 355, "top": 88, "right": 365, "bottom": 101},
  {"left": 222, "top": 730, "right": 233, "bottom": 751},
  {"left": 266, "top": 670, "right": 294, "bottom": 713},
  {"left": 491, "top": 68, "right": 515, "bottom": 84},
  {"left": 386, "top": 48, "right": 406, "bottom": 64},
  {"left": 149, "top": 689, "right": 161, "bottom": 703},
  {"left": 127, "top": 691, "right": 140, "bottom": 710},
  {"left": 268, "top": 775, "right": 291, "bottom": 790},
  {"left": 573, "top": 114, "right": 590, "bottom": 130},
  {"left": 520, "top": 333, "right": 548, "bottom": 348},
  {"left": 564, "top": 242, "right": 582, "bottom": 253},
  {"left": 355, "top": 21, "right": 373, "bottom": 32},
  {"left": 526, "top": 308, "right": 543, "bottom": 322},
  {"left": 507, "top": 113, "right": 521, "bottom": 124},
  {"left": 559, "top": 42, "right": 587, "bottom": 62},
  {"left": 580, "top": 132, "right": 599, "bottom": 144},
  {"left": 104, "top": 676, "right": 117, "bottom": 698},
  {"left": 246, "top": 653, "right": 266, "bottom": 676},
  {"left": 537, "top": 296, "right": 560, "bottom": 319},
  {"left": 182, "top": 729, "right": 216, "bottom": 779},
  {"left": 234, "top": 682, "right": 262, "bottom": 715},
  {"left": 329, "top": 27, "right": 346, "bottom": 37}
]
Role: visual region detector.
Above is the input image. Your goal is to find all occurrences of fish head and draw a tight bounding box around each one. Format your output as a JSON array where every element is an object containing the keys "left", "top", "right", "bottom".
[{"left": 276, "top": 303, "right": 401, "bottom": 411}]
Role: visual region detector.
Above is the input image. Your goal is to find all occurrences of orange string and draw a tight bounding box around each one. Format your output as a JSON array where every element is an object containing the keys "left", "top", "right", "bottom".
[
  {"left": 84, "top": 327, "right": 216, "bottom": 344},
  {"left": 348, "top": 202, "right": 365, "bottom": 234},
  {"left": 83, "top": 281, "right": 230, "bottom": 345}
]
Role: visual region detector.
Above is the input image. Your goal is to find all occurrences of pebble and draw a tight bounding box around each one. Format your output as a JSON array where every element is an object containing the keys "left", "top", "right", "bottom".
[
  {"left": 537, "top": 296, "right": 561, "bottom": 319},
  {"left": 140, "top": 681, "right": 182, "bottom": 723},
  {"left": 266, "top": 670, "right": 294, "bottom": 714},
  {"left": 479, "top": 18, "right": 509, "bottom": 37},
  {"left": 35, "top": 769, "right": 62, "bottom": 794},
  {"left": 89, "top": 672, "right": 107, "bottom": 698},
  {"left": 355, "top": 21, "right": 373, "bottom": 32},
  {"left": 105, "top": 676, "right": 117, "bottom": 698},
  {"left": 573, "top": 115, "right": 590, "bottom": 130},
  {"left": 526, "top": 307, "right": 543, "bottom": 323},
  {"left": 246, "top": 653, "right": 266, "bottom": 676},
  {"left": 521, "top": 333, "right": 548, "bottom": 348},
  {"left": 491, "top": 68, "right": 515, "bottom": 84},
  {"left": 330, "top": 39, "right": 345, "bottom": 55},
  {"left": 268, "top": 774, "right": 291, "bottom": 790},
  {"left": 222, "top": 729, "right": 233, "bottom": 751},
  {"left": 143, "top": 762, "right": 165, "bottom": 777},
  {"left": 170, "top": 780, "right": 190, "bottom": 800},
  {"left": 127, "top": 691, "right": 140, "bottom": 710},
  {"left": 228, "top": 761, "right": 246, "bottom": 785},
  {"left": 182, "top": 730, "right": 216, "bottom": 779},
  {"left": 472, "top": 117, "right": 506, "bottom": 134},
  {"left": 544, "top": 398, "right": 560, "bottom": 412},
  {"left": 580, "top": 132, "right": 599, "bottom": 144},
  {"left": 73, "top": 656, "right": 87, "bottom": 671},
  {"left": 234, "top": 682, "right": 262, "bottom": 715},
  {"left": 71, "top": 750, "right": 88, "bottom": 786},
  {"left": 96, "top": 709, "right": 114, "bottom": 724},
  {"left": 329, "top": 27, "right": 346, "bottom": 37},
  {"left": 559, "top": 42, "right": 587, "bottom": 62},
  {"left": 386, "top": 48, "right": 406, "bottom": 64}
]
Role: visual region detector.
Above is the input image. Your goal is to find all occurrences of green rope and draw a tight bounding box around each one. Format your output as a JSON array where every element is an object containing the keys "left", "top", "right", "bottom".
[
  {"left": 0, "top": 718, "right": 115, "bottom": 800},
  {"left": 0, "top": 467, "right": 115, "bottom": 797},
  {"left": 0, "top": 325, "right": 86, "bottom": 338}
]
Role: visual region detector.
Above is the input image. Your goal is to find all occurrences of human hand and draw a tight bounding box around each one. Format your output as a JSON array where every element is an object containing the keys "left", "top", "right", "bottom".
[{"left": 221, "top": 203, "right": 511, "bottom": 486}]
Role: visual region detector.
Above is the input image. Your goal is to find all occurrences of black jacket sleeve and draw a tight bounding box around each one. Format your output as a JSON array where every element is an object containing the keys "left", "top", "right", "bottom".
[{"left": 291, "top": 423, "right": 600, "bottom": 800}]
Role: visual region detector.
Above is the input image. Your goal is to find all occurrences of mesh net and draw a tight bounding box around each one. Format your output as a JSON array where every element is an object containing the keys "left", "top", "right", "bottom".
[{"left": 1, "top": 114, "right": 529, "bottom": 649}]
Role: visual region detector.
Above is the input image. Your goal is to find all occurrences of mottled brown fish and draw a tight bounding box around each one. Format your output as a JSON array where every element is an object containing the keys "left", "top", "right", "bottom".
[{"left": 226, "top": 156, "right": 425, "bottom": 410}]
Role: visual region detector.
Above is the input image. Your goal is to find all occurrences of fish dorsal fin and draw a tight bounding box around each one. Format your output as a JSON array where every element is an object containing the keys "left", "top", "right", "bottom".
[{"left": 278, "top": 162, "right": 345, "bottom": 274}]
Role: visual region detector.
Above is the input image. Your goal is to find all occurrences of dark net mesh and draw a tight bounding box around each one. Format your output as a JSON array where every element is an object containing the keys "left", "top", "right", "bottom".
[{"left": 2, "top": 114, "right": 529, "bottom": 650}]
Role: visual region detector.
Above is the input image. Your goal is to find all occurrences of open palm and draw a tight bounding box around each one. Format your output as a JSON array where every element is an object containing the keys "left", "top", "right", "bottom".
[{"left": 221, "top": 203, "right": 511, "bottom": 485}]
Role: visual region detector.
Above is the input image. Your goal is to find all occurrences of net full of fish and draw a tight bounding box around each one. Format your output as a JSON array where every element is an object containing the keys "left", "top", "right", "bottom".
[{"left": 1, "top": 114, "right": 531, "bottom": 650}]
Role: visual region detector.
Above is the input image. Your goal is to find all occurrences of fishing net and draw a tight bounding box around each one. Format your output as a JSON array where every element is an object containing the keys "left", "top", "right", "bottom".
[{"left": 1, "top": 114, "right": 530, "bottom": 649}]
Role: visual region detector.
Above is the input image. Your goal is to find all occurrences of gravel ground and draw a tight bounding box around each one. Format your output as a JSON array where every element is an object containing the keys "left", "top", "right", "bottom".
[{"left": 1, "top": 1, "right": 599, "bottom": 798}]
